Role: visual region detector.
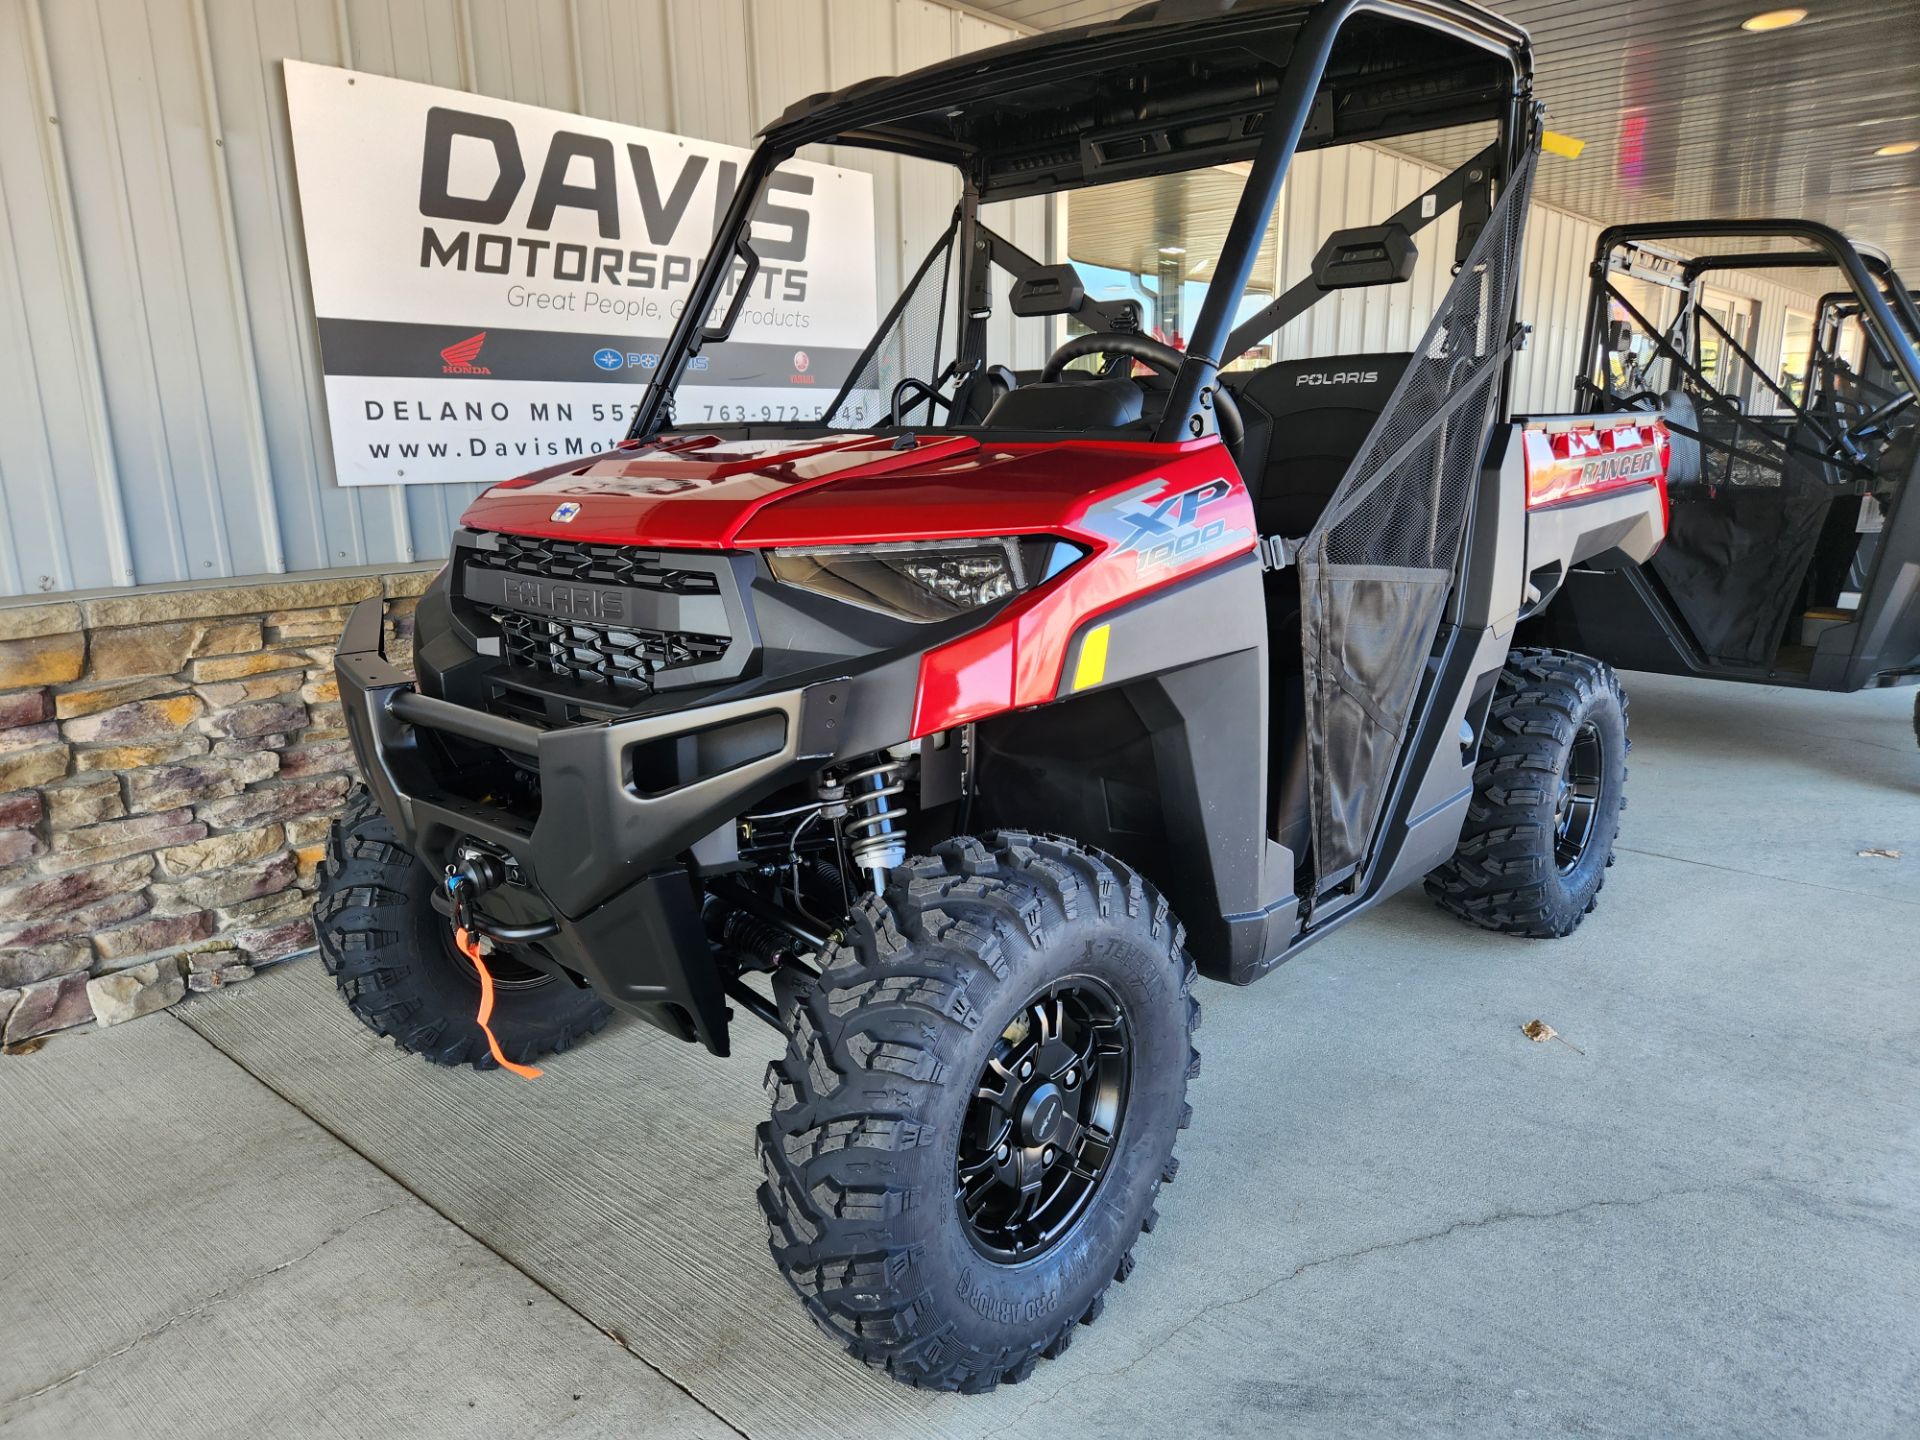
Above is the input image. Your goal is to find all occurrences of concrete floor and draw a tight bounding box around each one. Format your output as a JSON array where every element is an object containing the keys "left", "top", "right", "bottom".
[{"left": 3, "top": 670, "right": 1916, "bottom": 1439}]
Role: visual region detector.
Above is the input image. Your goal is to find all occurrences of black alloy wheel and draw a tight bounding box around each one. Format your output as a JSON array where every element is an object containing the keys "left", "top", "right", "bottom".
[
  {"left": 1553, "top": 721, "right": 1604, "bottom": 874},
  {"left": 1426, "top": 649, "right": 1629, "bottom": 938},
  {"left": 956, "top": 978, "right": 1132, "bottom": 1263},
  {"left": 756, "top": 832, "right": 1200, "bottom": 1392}
]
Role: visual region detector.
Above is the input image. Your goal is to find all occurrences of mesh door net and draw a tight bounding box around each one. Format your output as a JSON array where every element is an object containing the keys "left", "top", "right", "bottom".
[
  {"left": 1296, "top": 146, "right": 1538, "bottom": 892},
  {"left": 822, "top": 221, "right": 958, "bottom": 429}
]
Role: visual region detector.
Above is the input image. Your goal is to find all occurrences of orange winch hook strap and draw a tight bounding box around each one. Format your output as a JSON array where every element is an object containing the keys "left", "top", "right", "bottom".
[{"left": 455, "top": 926, "right": 543, "bottom": 1079}]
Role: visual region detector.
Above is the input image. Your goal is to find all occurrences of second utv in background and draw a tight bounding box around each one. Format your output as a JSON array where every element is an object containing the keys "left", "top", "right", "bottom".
[{"left": 1522, "top": 219, "right": 1920, "bottom": 741}]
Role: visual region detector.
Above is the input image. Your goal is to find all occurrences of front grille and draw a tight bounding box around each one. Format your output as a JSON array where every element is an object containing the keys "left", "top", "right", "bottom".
[
  {"left": 496, "top": 612, "right": 730, "bottom": 697},
  {"left": 468, "top": 533, "right": 722, "bottom": 593},
  {"left": 461, "top": 531, "right": 742, "bottom": 700}
]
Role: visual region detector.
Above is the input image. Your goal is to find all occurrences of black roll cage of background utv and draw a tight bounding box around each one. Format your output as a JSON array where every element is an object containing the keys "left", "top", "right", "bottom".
[
  {"left": 624, "top": 0, "right": 1535, "bottom": 451},
  {"left": 1579, "top": 220, "right": 1920, "bottom": 460}
]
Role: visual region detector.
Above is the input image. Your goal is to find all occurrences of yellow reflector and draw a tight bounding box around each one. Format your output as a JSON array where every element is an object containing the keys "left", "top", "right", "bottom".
[
  {"left": 1542, "top": 131, "right": 1586, "bottom": 159},
  {"left": 1071, "top": 624, "right": 1110, "bottom": 692}
]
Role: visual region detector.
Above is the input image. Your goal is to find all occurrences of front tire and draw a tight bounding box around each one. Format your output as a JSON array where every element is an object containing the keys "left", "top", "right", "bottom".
[
  {"left": 1426, "top": 649, "right": 1629, "bottom": 938},
  {"left": 756, "top": 833, "right": 1199, "bottom": 1393},
  {"left": 314, "top": 787, "right": 611, "bottom": 1068}
]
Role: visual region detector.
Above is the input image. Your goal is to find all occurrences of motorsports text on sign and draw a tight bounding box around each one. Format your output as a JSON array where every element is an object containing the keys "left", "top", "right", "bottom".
[{"left": 284, "top": 61, "right": 877, "bottom": 486}]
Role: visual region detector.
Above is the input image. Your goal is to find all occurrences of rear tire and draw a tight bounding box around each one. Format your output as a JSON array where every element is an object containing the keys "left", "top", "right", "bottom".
[
  {"left": 314, "top": 787, "right": 610, "bottom": 1068},
  {"left": 1426, "top": 648, "right": 1628, "bottom": 938},
  {"left": 756, "top": 832, "right": 1198, "bottom": 1393}
]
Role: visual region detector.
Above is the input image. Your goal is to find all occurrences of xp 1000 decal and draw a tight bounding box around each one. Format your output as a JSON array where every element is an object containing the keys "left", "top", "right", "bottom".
[
  {"left": 1088, "top": 475, "right": 1254, "bottom": 578},
  {"left": 910, "top": 467, "right": 1255, "bottom": 733}
]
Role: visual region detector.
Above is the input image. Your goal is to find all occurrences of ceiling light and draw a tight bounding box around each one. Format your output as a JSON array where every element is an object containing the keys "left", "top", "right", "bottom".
[
  {"left": 1874, "top": 141, "right": 1919, "bottom": 157},
  {"left": 1157, "top": 244, "right": 1186, "bottom": 256},
  {"left": 1740, "top": 9, "right": 1806, "bottom": 30}
]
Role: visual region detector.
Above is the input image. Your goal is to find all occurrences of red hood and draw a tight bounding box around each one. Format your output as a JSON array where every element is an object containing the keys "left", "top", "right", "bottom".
[{"left": 459, "top": 432, "right": 1227, "bottom": 549}]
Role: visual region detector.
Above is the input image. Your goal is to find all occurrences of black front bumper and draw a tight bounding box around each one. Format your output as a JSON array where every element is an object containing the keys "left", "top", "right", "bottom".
[{"left": 334, "top": 598, "right": 851, "bottom": 1055}]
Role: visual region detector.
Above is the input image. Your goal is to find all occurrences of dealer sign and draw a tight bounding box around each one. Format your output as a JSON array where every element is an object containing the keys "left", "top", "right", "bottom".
[{"left": 283, "top": 61, "right": 877, "bottom": 486}]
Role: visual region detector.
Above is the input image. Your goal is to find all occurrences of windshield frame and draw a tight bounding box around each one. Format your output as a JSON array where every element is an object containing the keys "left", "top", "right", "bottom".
[{"left": 625, "top": 0, "right": 1534, "bottom": 447}]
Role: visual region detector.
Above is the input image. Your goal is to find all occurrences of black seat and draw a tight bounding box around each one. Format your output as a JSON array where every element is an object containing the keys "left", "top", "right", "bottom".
[
  {"left": 1226, "top": 352, "right": 1413, "bottom": 536},
  {"left": 980, "top": 376, "right": 1144, "bottom": 431}
]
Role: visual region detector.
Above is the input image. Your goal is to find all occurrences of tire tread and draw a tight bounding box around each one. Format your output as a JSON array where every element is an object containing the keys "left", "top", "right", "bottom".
[
  {"left": 313, "top": 787, "right": 610, "bottom": 1069},
  {"left": 1425, "top": 648, "right": 1628, "bottom": 938},
  {"left": 756, "top": 831, "right": 1197, "bottom": 1393}
]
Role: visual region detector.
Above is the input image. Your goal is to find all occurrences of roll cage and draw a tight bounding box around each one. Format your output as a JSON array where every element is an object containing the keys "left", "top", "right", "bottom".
[
  {"left": 624, "top": 0, "right": 1536, "bottom": 450},
  {"left": 1578, "top": 220, "right": 1920, "bottom": 481}
]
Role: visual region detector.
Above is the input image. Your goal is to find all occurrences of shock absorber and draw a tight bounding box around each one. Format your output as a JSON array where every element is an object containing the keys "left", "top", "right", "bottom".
[{"left": 841, "top": 758, "right": 909, "bottom": 893}]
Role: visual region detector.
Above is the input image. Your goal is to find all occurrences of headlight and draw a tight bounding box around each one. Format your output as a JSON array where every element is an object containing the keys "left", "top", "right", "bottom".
[{"left": 767, "top": 537, "right": 1078, "bottom": 622}]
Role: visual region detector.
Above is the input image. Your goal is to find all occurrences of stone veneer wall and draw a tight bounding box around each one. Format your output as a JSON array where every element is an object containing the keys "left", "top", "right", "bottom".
[{"left": 0, "top": 567, "right": 435, "bottom": 1050}]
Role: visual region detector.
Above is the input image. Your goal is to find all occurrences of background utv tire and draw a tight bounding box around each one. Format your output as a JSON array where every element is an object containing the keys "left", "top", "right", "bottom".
[
  {"left": 757, "top": 832, "right": 1199, "bottom": 1393},
  {"left": 1426, "top": 648, "right": 1628, "bottom": 938},
  {"left": 315, "top": 787, "right": 610, "bottom": 1069}
]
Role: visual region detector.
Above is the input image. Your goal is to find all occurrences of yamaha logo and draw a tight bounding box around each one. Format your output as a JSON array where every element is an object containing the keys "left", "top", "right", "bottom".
[
  {"left": 1296, "top": 369, "right": 1379, "bottom": 386},
  {"left": 550, "top": 501, "right": 581, "bottom": 523},
  {"left": 793, "top": 350, "right": 811, "bottom": 373}
]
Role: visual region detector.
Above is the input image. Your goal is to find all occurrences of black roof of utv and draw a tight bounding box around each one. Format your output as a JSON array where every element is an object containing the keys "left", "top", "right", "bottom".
[{"left": 761, "top": 0, "right": 1530, "bottom": 201}]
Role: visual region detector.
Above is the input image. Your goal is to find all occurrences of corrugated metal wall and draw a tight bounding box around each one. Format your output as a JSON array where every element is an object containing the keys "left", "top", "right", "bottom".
[
  {"left": 1, "top": 0, "right": 1636, "bottom": 601},
  {"left": 1261, "top": 141, "right": 1601, "bottom": 415},
  {"left": 0, "top": 0, "right": 1040, "bottom": 599}
]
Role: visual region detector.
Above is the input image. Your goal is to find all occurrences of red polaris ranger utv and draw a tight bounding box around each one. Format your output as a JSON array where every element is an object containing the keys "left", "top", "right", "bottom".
[{"left": 318, "top": 0, "right": 1668, "bottom": 1392}]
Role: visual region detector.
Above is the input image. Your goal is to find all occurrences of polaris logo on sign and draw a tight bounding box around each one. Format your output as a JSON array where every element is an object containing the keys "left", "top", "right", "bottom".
[{"left": 1296, "top": 369, "right": 1379, "bottom": 386}]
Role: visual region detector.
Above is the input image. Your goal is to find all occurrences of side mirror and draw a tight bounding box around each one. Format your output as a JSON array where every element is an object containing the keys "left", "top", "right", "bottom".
[
  {"left": 1009, "top": 265, "right": 1087, "bottom": 318},
  {"left": 1311, "top": 223, "right": 1417, "bottom": 290}
]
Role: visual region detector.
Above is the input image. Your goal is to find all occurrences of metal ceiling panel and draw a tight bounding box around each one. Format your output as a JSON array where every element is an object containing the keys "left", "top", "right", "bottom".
[{"left": 966, "top": 0, "right": 1920, "bottom": 273}]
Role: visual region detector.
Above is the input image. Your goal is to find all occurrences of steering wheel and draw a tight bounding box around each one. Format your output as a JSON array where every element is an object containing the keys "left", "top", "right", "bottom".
[
  {"left": 1039, "top": 332, "right": 1244, "bottom": 448},
  {"left": 1851, "top": 389, "right": 1916, "bottom": 444}
]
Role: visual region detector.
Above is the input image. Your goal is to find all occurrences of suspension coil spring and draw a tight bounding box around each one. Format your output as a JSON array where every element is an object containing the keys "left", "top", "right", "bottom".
[{"left": 841, "top": 758, "right": 909, "bottom": 887}]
